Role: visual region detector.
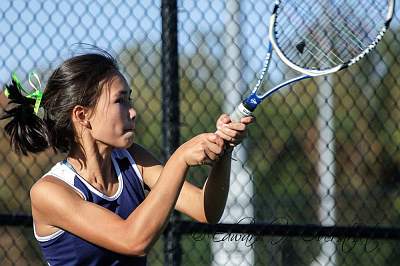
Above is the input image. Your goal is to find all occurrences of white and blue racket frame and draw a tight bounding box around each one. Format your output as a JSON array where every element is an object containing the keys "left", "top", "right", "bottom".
[{"left": 230, "top": 0, "right": 395, "bottom": 122}]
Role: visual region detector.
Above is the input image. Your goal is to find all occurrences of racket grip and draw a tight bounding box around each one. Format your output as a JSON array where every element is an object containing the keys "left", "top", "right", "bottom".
[{"left": 230, "top": 102, "right": 253, "bottom": 122}]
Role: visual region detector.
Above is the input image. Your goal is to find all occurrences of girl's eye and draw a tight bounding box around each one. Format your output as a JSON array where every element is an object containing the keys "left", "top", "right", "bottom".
[{"left": 116, "top": 97, "right": 132, "bottom": 106}]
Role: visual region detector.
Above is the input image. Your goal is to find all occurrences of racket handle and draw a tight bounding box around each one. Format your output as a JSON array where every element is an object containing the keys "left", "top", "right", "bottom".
[{"left": 230, "top": 102, "right": 253, "bottom": 122}]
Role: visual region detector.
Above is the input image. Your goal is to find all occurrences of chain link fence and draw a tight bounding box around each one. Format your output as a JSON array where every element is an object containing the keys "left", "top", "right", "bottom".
[{"left": 0, "top": 0, "right": 399, "bottom": 265}]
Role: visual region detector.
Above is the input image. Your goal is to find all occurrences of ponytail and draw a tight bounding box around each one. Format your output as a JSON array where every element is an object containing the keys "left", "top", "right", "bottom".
[
  {"left": 2, "top": 50, "right": 120, "bottom": 155},
  {"left": 1, "top": 74, "right": 50, "bottom": 155}
]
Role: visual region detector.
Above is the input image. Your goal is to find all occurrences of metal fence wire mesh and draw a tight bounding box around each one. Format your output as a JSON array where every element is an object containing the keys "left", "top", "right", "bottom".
[{"left": 0, "top": 0, "right": 399, "bottom": 265}]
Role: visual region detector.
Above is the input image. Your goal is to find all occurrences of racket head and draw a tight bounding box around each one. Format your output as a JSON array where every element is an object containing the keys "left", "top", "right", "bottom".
[{"left": 269, "top": 0, "right": 395, "bottom": 77}]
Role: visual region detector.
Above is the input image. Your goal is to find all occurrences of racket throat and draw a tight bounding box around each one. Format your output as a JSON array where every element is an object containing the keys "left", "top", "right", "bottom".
[{"left": 242, "top": 93, "right": 262, "bottom": 112}]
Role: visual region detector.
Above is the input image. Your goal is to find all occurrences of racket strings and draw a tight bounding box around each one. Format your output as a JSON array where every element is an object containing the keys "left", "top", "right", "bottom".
[
  {"left": 275, "top": 2, "right": 343, "bottom": 68},
  {"left": 298, "top": 18, "right": 364, "bottom": 66},
  {"left": 274, "top": 0, "right": 388, "bottom": 70}
]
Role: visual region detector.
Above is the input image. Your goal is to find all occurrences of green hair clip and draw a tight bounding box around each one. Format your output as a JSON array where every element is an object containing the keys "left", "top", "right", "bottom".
[{"left": 4, "top": 72, "right": 44, "bottom": 117}]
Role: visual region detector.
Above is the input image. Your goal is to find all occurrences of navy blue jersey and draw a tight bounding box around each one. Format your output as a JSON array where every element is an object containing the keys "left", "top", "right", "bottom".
[{"left": 34, "top": 149, "right": 147, "bottom": 266}]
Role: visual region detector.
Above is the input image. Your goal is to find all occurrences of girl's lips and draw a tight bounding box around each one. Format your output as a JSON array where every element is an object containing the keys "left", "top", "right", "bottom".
[
  {"left": 124, "top": 126, "right": 135, "bottom": 133},
  {"left": 124, "top": 122, "right": 135, "bottom": 132}
]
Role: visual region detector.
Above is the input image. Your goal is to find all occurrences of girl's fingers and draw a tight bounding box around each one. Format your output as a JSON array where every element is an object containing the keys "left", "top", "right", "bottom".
[
  {"left": 240, "top": 115, "right": 255, "bottom": 125},
  {"left": 214, "top": 114, "right": 255, "bottom": 149},
  {"left": 216, "top": 114, "right": 231, "bottom": 128},
  {"left": 215, "top": 130, "right": 242, "bottom": 144},
  {"left": 218, "top": 124, "right": 246, "bottom": 137},
  {"left": 203, "top": 134, "right": 225, "bottom": 161}
]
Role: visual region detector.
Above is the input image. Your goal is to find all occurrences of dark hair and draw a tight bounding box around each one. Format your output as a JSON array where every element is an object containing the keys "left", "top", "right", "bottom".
[{"left": 1, "top": 50, "right": 119, "bottom": 155}]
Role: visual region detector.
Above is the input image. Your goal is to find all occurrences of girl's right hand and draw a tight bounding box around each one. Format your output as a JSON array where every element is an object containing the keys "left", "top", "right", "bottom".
[{"left": 177, "top": 133, "right": 225, "bottom": 166}]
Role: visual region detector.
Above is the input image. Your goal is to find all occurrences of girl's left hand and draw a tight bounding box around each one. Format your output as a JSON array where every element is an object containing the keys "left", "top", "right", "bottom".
[{"left": 215, "top": 114, "right": 255, "bottom": 147}]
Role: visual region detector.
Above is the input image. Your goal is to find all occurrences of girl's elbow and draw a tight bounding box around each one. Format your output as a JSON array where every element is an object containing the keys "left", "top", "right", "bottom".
[
  {"left": 120, "top": 234, "right": 152, "bottom": 256},
  {"left": 124, "top": 241, "right": 149, "bottom": 257}
]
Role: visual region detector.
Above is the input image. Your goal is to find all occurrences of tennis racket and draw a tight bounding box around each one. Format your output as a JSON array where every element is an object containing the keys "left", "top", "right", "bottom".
[{"left": 230, "top": 0, "right": 395, "bottom": 122}]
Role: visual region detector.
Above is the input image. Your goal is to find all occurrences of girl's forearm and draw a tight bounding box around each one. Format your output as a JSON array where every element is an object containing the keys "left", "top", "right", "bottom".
[
  {"left": 202, "top": 150, "right": 232, "bottom": 223},
  {"left": 125, "top": 149, "right": 188, "bottom": 251}
]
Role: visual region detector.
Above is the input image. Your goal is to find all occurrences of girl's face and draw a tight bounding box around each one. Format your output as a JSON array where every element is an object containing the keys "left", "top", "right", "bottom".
[{"left": 88, "top": 74, "right": 136, "bottom": 149}]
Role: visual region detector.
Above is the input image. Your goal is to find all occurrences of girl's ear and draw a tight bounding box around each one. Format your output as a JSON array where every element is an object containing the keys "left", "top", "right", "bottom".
[{"left": 71, "top": 105, "right": 92, "bottom": 129}]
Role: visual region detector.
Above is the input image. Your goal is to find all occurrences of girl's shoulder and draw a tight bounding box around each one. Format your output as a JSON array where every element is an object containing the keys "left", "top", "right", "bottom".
[
  {"left": 31, "top": 174, "right": 85, "bottom": 202},
  {"left": 30, "top": 162, "right": 86, "bottom": 209},
  {"left": 30, "top": 172, "right": 86, "bottom": 227}
]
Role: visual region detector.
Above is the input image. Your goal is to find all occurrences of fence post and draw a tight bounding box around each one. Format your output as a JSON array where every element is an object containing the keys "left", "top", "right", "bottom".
[{"left": 161, "top": 0, "right": 181, "bottom": 265}]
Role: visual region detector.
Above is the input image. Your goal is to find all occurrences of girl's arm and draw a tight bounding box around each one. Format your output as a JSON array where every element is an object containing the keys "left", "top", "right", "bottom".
[
  {"left": 202, "top": 114, "right": 254, "bottom": 222},
  {"left": 139, "top": 114, "right": 254, "bottom": 224},
  {"left": 31, "top": 133, "right": 224, "bottom": 256}
]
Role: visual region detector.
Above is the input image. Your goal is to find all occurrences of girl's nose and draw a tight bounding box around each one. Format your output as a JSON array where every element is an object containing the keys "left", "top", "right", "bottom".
[{"left": 129, "top": 107, "right": 136, "bottom": 120}]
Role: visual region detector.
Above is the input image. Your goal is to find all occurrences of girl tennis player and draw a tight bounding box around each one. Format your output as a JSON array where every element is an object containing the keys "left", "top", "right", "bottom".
[{"left": 1, "top": 51, "right": 253, "bottom": 265}]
